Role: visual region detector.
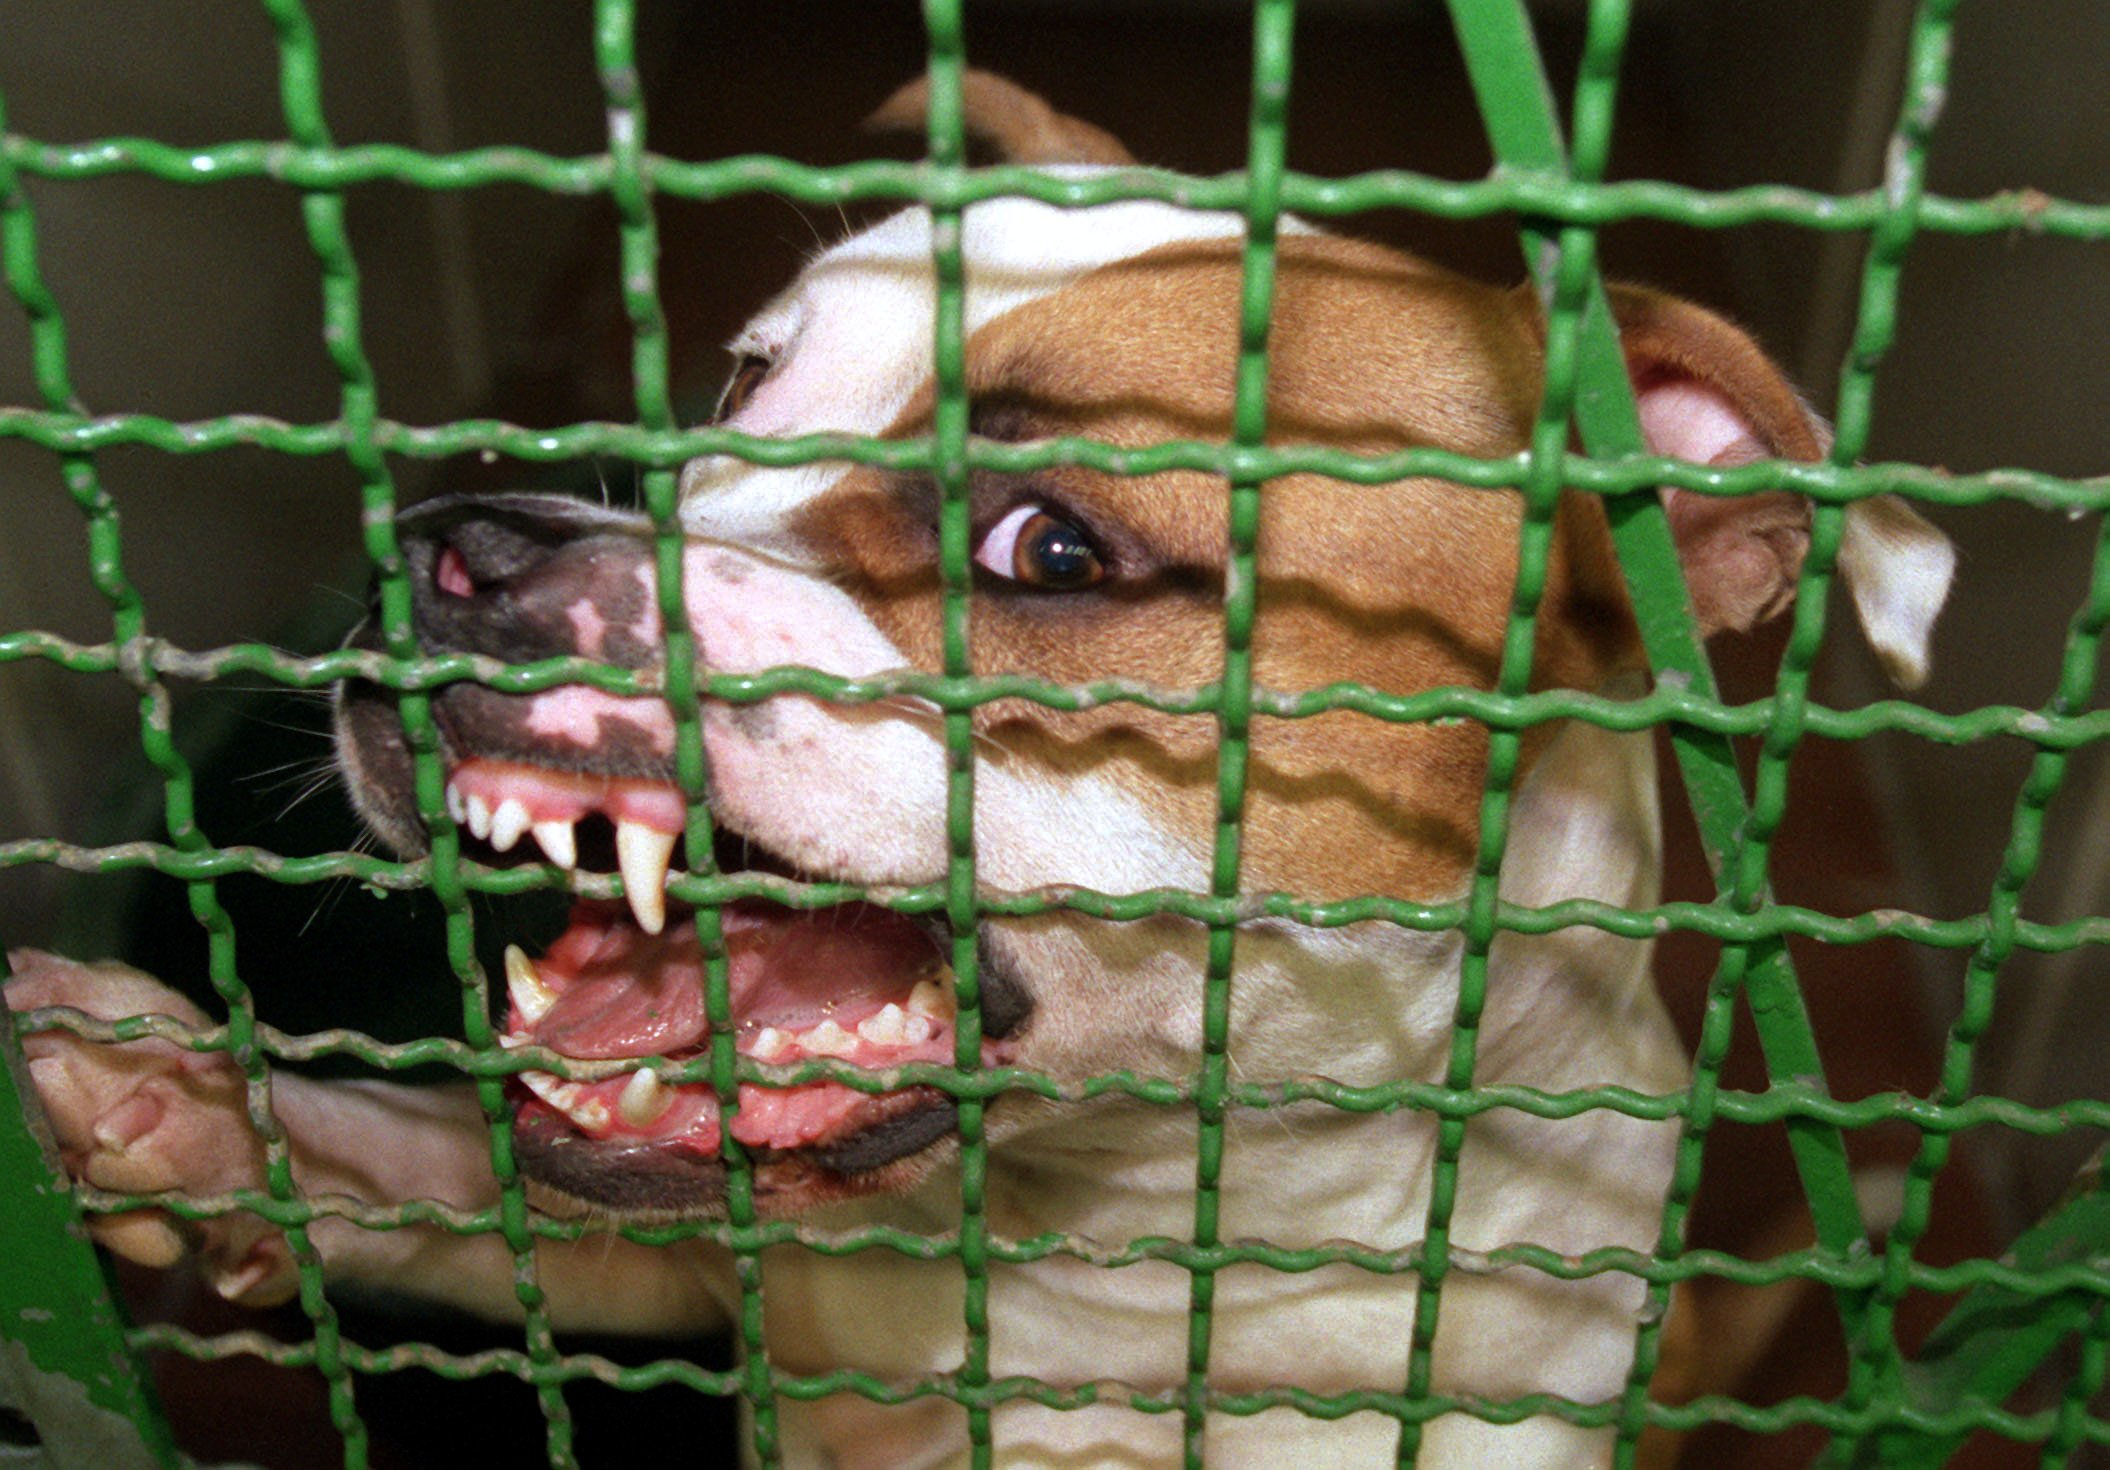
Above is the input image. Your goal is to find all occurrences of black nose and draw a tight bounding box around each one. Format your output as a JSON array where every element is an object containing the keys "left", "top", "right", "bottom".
[{"left": 391, "top": 492, "right": 662, "bottom": 667}]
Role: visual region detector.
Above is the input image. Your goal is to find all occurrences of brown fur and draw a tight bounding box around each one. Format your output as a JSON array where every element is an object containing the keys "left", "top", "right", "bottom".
[
  {"left": 1600, "top": 285, "right": 1825, "bottom": 637},
  {"left": 793, "top": 235, "right": 1649, "bottom": 903},
  {"left": 868, "top": 69, "right": 1137, "bottom": 166}
]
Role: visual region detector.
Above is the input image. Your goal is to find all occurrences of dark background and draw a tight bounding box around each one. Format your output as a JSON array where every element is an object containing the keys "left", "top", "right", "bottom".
[{"left": 3, "top": 2, "right": 2107, "bottom": 1465}]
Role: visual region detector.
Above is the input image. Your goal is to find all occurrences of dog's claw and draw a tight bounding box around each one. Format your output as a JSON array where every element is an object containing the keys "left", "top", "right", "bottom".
[
  {"left": 90, "top": 1089, "right": 167, "bottom": 1155},
  {"left": 208, "top": 1243, "right": 299, "bottom": 1307}
]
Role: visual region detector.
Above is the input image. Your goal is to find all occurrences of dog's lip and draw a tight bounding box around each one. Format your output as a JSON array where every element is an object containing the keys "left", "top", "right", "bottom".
[
  {"left": 438, "top": 755, "right": 974, "bottom": 998},
  {"left": 444, "top": 757, "right": 689, "bottom": 934},
  {"left": 497, "top": 897, "right": 1010, "bottom": 1201},
  {"left": 435, "top": 750, "right": 1030, "bottom": 1197},
  {"left": 510, "top": 1089, "right": 963, "bottom": 1216}
]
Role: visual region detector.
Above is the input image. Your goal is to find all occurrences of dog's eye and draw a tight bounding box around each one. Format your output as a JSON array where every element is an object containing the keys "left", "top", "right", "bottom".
[
  {"left": 975, "top": 504, "right": 1105, "bottom": 590},
  {"left": 717, "top": 354, "right": 772, "bottom": 420}
]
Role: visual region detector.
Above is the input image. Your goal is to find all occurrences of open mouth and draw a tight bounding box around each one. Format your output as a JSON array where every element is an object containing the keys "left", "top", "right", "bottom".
[{"left": 444, "top": 758, "right": 1017, "bottom": 1211}]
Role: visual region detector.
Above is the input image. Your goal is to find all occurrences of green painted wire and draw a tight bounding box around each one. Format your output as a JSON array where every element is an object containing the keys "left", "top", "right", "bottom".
[
  {"left": 61, "top": 1151, "right": 2110, "bottom": 1302},
  {"left": 2, "top": 22, "right": 382, "bottom": 1469},
  {"left": 1785, "top": 0, "right": 1951, "bottom": 1449},
  {"left": 8, "top": 132, "right": 2109, "bottom": 241},
  {"left": 1180, "top": 3, "right": 1295, "bottom": 1464},
  {"left": 1835, "top": 517, "right": 2110, "bottom": 1465},
  {"left": 19, "top": 628, "right": 2110, "bottom": 758},
  {"left": 5, "top": 405, "right": 2104, "bottom": 516},
  {"left": 1400, "top": 0, "right": 1634, "bottom": 1458},
  {"left": 912, "top": 6, "right": 1000, "bottom": 1463},
  {"left": 4, "top": 6, "right": 2107, "bottom": 1463},
  {"left": 1617, "top": 0, "right": 1954, "bottom": 1451},
  {"left": 34, "top": 1142, "right": 2110, "bottom": 1301},
  {"left": 1814, "top": 1, "right": 2110, "bottom": 1462},
  {"left": 2042, "top": 1290, "right": 2110, "bottom": 1469},
  {"left": 588, "top": 3, "right": 784, "bottom": 1463},
  {"left": 1615, "top": 0, "right": 1962, "bottom": 1444},
  {"left": 257, "top": 0, "right": 573, "bottom": 1462},
  {"left": 15, "top": 827, "right": 2110, "bottom": 965},
  {"left": 97, "top": 1317, "right": 2110, "bottom": 1447},
  {"left": 32, "top": 992, "right": 2110, "bottom": 1153}
]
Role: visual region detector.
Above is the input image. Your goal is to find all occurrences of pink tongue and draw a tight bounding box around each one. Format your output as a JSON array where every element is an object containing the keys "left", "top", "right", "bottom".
[{"left": 531, "top": 900, "right": 942, "bottom": 1058}]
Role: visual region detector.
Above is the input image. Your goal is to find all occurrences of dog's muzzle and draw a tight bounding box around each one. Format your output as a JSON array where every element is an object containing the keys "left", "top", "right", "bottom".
[{"left": 331, "top": 493, "right": 1026, "bottom": 1217}]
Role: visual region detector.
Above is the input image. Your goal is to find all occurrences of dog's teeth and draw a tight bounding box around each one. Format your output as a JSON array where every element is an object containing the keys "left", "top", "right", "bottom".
[
  {"left": 903, "top": 1013, "right": 934, "bottom": 1045},
  {"left": 750, "top": 1026, "right": 791, "bottom": 1062},
  {"left": 906, "top": 979, "right": 953, "bottom": 1021},
  {"left": 857, "top": 1004, "right": 909, "bottom": 1046},
  {"left": 615, "top": 821, "right": 678, "bottom": 935},
  {"left": 445, "top": 780, "right": 468, "bottom": 825},
  {"left": 617, "top": 1068, "right": 672, "bottom": 1128},
  {"left": 531, "top": 819, "right": 578, "bottom": 870},
  {"left": 519, "top": 1069, "right": 610, "bottom": 1132},
  {"left": 489, "top": 798, "right": 531, "bottom": 853},
  {"left": 802, "top": 1019, "right": 859, "bottom": 1058},
  {"left": 465, "top": 792, "right": 494, "bottom": 841},
  {"left": 504, "top": 943, "right": 557, "bottom": 1025}
]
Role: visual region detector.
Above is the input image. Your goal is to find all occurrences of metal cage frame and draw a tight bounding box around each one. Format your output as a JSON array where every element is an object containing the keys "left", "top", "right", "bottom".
[{"left": 5, "top": 0, "right": 2110, "bottom": 1466}]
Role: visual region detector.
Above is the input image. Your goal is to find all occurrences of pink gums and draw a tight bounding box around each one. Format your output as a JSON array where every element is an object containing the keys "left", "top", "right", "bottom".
[
  {"left": 449, "top": 759, "right": 689, "bottom": 833},
  {"left": 508, "top": 902, "right": 1012, "bottom": 1157}
]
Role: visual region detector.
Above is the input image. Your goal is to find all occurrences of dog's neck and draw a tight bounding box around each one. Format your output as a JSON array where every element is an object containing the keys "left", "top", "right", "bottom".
[{"left": 921, "top": 697, "right": 1674, "bottom": 1251}]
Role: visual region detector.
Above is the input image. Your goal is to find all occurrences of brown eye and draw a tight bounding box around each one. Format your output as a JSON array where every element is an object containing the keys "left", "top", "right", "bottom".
[
  {"left": 975, "top": 504, "right": 1105, "bottom": 590},
  {"left": 718, "top": 354, "right": 771, "bottom": 420}
]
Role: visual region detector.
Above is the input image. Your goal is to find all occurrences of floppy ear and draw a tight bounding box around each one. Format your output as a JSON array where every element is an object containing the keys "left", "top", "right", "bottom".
[
  {"left": 1608, "top": 285, "right": 1955, "bottom": 688},
  {"left": 866, "top": 70, "right": 1137, "bottom": 166}
]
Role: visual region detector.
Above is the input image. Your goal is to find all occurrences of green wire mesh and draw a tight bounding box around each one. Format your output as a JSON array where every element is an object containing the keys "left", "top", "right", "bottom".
[{"left": 3, "top": 0, "right": 2110, "bottom": 1466}]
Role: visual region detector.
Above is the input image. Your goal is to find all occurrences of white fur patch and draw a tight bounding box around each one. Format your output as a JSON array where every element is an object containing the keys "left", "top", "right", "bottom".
[
  {"left": 671, "top": 179, "right": 1287, "bottom": 887},
  {"left": 679, "top": 177, "right": 1303, "bottom": 550},
  {"left": 1838, "top": 495, "right": 1956, "bottom": 690}
]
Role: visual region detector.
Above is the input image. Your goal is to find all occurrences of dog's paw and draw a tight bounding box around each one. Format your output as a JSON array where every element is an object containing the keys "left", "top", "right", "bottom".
[{"left": 4, "top": 949, "right": 298, "bottom": 1306}]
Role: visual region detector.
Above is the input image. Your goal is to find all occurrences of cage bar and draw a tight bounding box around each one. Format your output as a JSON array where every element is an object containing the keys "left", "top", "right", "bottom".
[{"left": 1, "top": 0, "right": 2108, "bottom": 1464}]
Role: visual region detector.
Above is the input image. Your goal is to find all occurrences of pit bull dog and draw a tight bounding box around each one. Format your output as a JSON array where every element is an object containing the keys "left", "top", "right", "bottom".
[{"left": 7, "top": 72, "right": 1953, "bottom": 1468}]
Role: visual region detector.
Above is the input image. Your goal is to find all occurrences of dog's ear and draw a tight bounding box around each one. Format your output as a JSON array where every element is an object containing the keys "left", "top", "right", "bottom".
[
  {"left": 1606, "top": 285, "right": 1955, "bottom": 688},
  {"left": 866, "top": 70, "right": 1136, "bottom": 165}
]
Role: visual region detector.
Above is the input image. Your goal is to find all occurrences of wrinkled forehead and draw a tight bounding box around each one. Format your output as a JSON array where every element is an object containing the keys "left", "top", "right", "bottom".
[{"left": 679, "top": 182, "right": 1272, "bottom": 544}]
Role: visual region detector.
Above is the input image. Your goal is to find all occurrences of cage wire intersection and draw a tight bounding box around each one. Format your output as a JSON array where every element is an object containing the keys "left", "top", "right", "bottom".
[{"left": 3, "top": 0, "right": 2110, "bottom": 1466}]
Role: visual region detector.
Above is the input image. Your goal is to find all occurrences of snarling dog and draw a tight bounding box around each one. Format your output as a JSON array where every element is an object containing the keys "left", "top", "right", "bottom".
[{"left": 8, "top": 73, "right": 1952, "bottom": 1468}]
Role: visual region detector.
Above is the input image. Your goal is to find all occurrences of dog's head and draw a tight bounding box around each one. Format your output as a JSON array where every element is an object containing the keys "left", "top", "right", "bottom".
[{"left": 334, "top": 73, "right": 1952, "bottom": 1221}]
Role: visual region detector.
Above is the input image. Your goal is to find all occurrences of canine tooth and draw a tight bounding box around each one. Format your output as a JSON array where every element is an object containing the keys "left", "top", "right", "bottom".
[
  {"left": 858, "top": 1004, "right": 908, "bottom": 1046},
  {"left": 802, "top": 1019, "right": 859, "bottom": 1058},
  {"left": 465, "top": 792, "right": 493, "bottom": 841},
  {"left": 489, "top": 797, "right": 531, "bottom": 853},
  {"left": 906, "top": 979, "right": 953, "bottom": 1020},
  {"left": 445, "top": 780, "right": 468, "bottom": 825},
  {"left": 750, "top": 1026, "right": 791, "bottom": 1061},
  {"left": 617, "top": 1068, "right": 672, "bottom": 1127},
  {"left": 504, "top": 944, "right": 556, "bottom": 1025},
  {"left": 531, "top": 818, "right": 578, "bottom": 870},
  {"left": 903, "top": 1014, "right": 934, "bottom": 1045},
  {"left": 615, "top": 821, "right": 677, "bottom": 935}
]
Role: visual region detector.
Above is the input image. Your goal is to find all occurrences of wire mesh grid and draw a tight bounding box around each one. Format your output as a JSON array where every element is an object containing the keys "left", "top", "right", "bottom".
[{"left": 3, "top": 0, "right": 2110, "bottom": 1466}]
